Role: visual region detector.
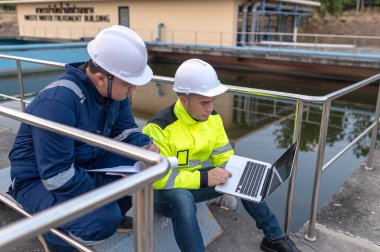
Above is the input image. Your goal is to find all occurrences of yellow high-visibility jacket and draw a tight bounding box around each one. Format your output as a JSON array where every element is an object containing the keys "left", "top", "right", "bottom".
[{"left": 142, "top": 99, "right": 234, "bottom": 189}]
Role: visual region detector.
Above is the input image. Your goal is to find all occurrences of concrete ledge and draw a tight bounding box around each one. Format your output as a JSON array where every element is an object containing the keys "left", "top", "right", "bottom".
[{"left": 293, "top": 223, "right": 380, "bottom": 252}]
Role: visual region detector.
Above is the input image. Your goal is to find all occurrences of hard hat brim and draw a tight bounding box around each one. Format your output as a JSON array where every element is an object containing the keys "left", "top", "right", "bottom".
[
  {"left": 118, "top": 65, "right": 153, "bottom": 86},
  {"left": 191, "top": 83, "right": 228, "bottom": 97}
]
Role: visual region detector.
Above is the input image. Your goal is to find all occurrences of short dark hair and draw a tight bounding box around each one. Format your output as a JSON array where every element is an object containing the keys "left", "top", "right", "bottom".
[{"left": 87, "top": 59, "right": 107, "bottom": 75}]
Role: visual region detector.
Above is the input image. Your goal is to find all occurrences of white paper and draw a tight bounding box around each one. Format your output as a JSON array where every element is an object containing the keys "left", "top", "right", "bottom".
[{"left": 87, "top": 162, "right": 141, "bottom": 174}]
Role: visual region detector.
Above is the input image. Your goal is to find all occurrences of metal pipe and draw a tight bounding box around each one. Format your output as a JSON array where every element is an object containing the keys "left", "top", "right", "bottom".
[
  {"left": 16, "top": 60, "right": 26, "bottom": 112},
  {"left": 156, "top": 23, "right": 164, "bottom": 42},
  {"left": 240, "top": 1, "right": 253, "bottom": 46},
  {"left": 284, "top": 100, "right": 304, "bottom": 233},
  {"left": 250, "top": 3, "right": 261, "bottom": 44},
  {"left": 259, "top": 0, "right": 266, "bottom": 42},
  {"left": 365, "top": 84, "right": 380, "bottom": 170},
  {"left": 134, "top": 160, "right": 155, "bottom": 252},
  {"left": 325, "top": 73, "right": 380, "bottom": 101},
  {"left": 0, "top": 159, "right": 169, "bottom": 250},
  {"left": 292, "top": 5, "right": 299, "bottom": 43},
  {"left": 0, "top": 106, "right": 161, "bottom": 164},
  {"left": 0, "top": 93, "right": 29, "bottom": 103},
  {"left": 306, "top": 101, "right": 331, "bottom": 241},
  {"left": 0, "top": 54, "right": 65, "bottom": 67},
  {"left": 0, "top": 194, "right": 93, "bottom": 252},
  {"left": 225, "top": 85, "right": 323, "bottom": 103},
  {"left": 323, "top": 121, "right": 377, "bottom": 171},
  {"left": 151, "top": 74, "right": 380, "bottom": 104}
]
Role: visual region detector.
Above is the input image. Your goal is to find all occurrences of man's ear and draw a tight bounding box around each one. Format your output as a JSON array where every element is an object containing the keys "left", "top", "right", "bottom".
[
  {"left": 179, "top": 95, "right": 187, "bottom": 106},
  {"left": 94, "top": 72, "right": 106, "bottom": 87}
]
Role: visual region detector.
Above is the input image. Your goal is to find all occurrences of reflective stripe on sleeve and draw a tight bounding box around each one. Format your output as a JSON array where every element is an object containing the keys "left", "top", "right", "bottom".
[
  {"left": 43, "top": 79, "right": 86, "bottom": 104},
  {"left": 114, "top": 128, "right": 142, "bottom": 141},
  {"left": 211, "top": 143, "right": 233, "bottom": 156},
  {"left": 42, "top": 164, "right": 75, "bottom": 191},
  {"left": 188, "top": 159, "right": 203, "bottom": 168}
]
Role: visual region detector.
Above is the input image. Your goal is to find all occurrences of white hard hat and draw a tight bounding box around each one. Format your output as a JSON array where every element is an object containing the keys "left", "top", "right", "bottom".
[
  {"left": 173, "top": 59, "right": 228, "bottom": 97},
  {"left": 87, "top": 25, "right": 153, "bottom": 86}
]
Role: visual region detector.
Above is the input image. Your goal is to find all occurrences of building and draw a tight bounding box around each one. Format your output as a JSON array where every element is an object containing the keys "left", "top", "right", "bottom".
[{"left": 2, "top": 0, "right": 319, "bottom": 46}]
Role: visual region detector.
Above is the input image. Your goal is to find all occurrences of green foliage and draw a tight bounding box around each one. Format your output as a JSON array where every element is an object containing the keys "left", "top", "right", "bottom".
[
  {"left": 318, "top": 0, "right": 380, "bottom": 16},
  {"left": 318, "top": 0, "right": 354, "bottom": 16},
  {"left": 0, "top": 3, "right": 16, "bottom": 11}
]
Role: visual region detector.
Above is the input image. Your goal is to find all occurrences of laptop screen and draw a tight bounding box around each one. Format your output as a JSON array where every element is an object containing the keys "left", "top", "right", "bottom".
[{"left": 272, "top": 142, "right": 297, "bottom": 181}]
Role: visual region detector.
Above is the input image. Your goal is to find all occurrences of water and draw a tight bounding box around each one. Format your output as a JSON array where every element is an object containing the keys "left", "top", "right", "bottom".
[
  {"left": 0, "top": 62, "right": 377, "bottom": 232},
  {"left": 0, "top": 39, "right": 53, "bottom": 46}
]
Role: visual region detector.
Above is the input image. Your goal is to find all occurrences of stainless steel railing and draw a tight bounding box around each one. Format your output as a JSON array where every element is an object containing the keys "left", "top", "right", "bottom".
[
  {"left": 0, "top": 105, "right": 171, "bottom": 251},
  {"left": 152, "top": 69, "right": 380, "bottom": 239},
  {"left": 0, "top": 104, "right": 172, "bottom": 251},
  {"left": 0, "top": 55, "right": 380, "bottom": 246}
]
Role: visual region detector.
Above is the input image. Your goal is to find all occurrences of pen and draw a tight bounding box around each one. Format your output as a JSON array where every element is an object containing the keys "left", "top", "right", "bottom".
[{"left": 147, "top": 137, "right": 154, "bottom": 148}]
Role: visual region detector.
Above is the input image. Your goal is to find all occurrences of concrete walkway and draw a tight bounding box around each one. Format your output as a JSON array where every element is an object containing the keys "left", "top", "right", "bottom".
[
  {"left": 0, "top": 124, "right": 379, "bottom": 251},
  {"left": 207, "top": 149, "right": 380, "bottom": 252}
]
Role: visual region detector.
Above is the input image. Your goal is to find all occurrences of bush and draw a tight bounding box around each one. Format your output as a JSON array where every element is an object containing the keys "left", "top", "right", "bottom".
[{"left": 0, "top": 4, "right": 16, "bottom": 11}]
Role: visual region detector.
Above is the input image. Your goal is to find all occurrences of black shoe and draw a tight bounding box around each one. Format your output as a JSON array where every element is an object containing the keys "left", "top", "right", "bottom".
[
  {"left": 117, "top": 216, "right": 133, "bottom": 233},
  {"left": 260, "top": 235, "right": 301, "bottom": 252}
]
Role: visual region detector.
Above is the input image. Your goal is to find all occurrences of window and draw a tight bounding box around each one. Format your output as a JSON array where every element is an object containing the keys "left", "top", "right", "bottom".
[{"left": 119, "top": 7, "right": 129, "bottom": 27}]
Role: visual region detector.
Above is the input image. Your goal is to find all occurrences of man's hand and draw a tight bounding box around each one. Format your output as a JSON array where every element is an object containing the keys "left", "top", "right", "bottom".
[
  {"left": 143, "top": 143, "right": 160, "bottom": 153},
  {"left": 208, "top": 168, "right": 232, "bottom": 187}
]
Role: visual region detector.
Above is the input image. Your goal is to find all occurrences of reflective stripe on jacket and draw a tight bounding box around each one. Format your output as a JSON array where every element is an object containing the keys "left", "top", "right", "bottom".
[{"left": 142, "top": 99, "right": 234, "bottom": 189}]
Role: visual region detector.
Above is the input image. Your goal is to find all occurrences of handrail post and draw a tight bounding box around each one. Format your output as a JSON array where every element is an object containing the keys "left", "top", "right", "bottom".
[
  {"left": 133, "top": 160, "right": 154, "bottom": 252},
  {"left": 284, "top": 100, "right": 304, "bottom": 233},
  {"left": 305, "top": 100, "right": 331, "bottom": 241},
  {"left": 365, "top": 83, "right": 380, "bottom": 170},
  {"left": 16, "top": 60, "right": 26, "bottom": 112}
]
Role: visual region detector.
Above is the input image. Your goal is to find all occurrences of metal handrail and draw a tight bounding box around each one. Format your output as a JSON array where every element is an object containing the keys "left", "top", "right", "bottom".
[
  {"left": 153, "top": 73, "right": 380, "bottom": 238},
  {"left": 0, "top": 193, "right": 93, "bottom": 252},
  {"left": 0, "top": 153, "right": 168, "bottom": 249},
  {"left": 0, "top": 55, "right": 379, "bottom": 245},
  {"left": 0, "top": 105, "right": 170, "bottom": 251},
  {"left": 0, "top": 106, "right": 161, "bottom": 163}
]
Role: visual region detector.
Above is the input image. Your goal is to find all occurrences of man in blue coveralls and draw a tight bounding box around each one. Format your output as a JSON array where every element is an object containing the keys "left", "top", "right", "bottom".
[{"left": 8, "top": 25, "right": 158, "bottom": 251}]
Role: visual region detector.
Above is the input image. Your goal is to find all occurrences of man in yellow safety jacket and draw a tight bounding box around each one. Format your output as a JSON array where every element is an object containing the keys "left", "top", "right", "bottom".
[{"left": 142, "top": 59, "right": 300, "bottom": 252}]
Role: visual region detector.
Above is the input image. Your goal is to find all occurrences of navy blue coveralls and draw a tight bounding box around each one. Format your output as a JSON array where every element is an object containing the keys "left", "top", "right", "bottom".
[{"left": 8, "top": 62, "right": 150, "bottom": 250}]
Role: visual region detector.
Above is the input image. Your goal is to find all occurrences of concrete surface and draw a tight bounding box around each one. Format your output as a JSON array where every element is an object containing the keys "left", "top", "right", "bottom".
[{"left": 0, "top": 126, "right": 15, "bottom": 168}]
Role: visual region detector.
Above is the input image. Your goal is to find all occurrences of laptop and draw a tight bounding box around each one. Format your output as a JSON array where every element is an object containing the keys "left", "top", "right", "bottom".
[{"left": 215, "top": 142, "right": 297, "bottom": 203}]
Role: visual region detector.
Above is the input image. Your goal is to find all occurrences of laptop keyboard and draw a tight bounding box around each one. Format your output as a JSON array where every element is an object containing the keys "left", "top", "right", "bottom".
[{"left": 235, "top": 161, "right": 266, "bottom": 197}]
